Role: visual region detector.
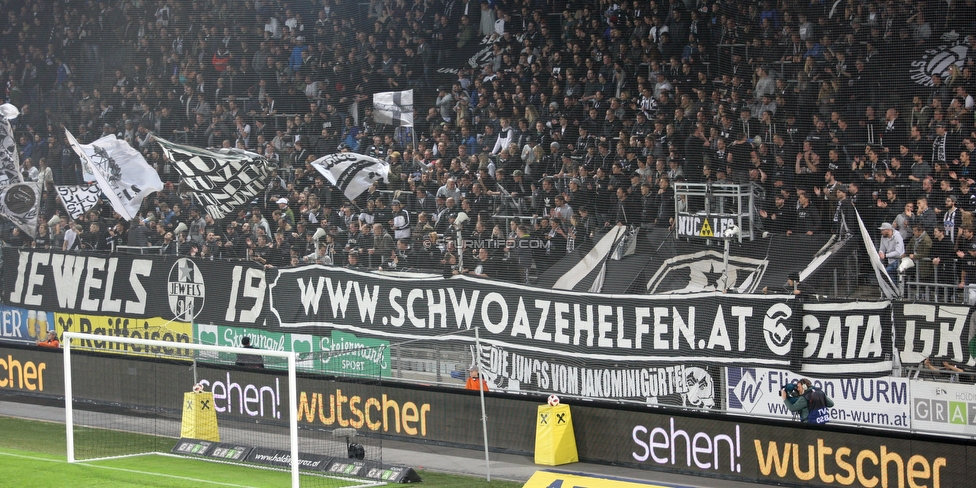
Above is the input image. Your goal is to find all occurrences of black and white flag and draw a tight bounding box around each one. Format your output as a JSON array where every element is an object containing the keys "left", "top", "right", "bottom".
[
  {"left": 0, "top": 182, "right": 42, "bottom": 238},
  {"left": 0, "top": 103, "right": 23, "bottom": 188},
  {"left": 552, "top": 225, "right": 626, "bottom": 291},
  {"left": 154, "top": 136, "right": 275, "bottom": 219},
  {"left": 64, "top": 132, "right": 163, "bottom": 221},
  {"left": 855, "top": 208, "right": 898, "bottom": 299},
  {"left": 309, "top": 153, "right": 390, "bottom": 201},
  {"left": 55, "top": 184, "right": 102, "bottom": 220},
  {"left": 373, "top": 90, "right": 414, "bottom": 127}
]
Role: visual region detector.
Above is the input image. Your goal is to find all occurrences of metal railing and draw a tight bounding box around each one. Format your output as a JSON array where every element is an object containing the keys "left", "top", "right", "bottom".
[
  {"left": 673, "top": 182, "right": 757, "bottom": 242},
  {"left": 901, "top": 258, "right": 974, "bottom": 304},
  {"left": 903, "top": 364, "right": 976, "bottom": 383},
  {"left": 115, "top": 245, "right": 164, "bottom": 255}
]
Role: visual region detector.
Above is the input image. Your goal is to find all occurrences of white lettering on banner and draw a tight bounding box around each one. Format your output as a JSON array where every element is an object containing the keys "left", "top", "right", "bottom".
[
  {"left": 199, "top": 373, "right": 281, "bottom": 419},
  {"left": 726, "top": 367, "right": 910, "bottom": 429},
  {"left": 318, "top": 337, "right": 388, "bottom": 370},
  {"left": 439, "top": 340, "right": 720, "bottom": 404},
  {"left": 801, "top": 314, "right": 884, "bottom": 360},
  {"left": 489, "top": 349, "right": 691, "bottom": 399},
  {"left": 632, "top": 418, "right": 741, "bottom": 473},
  {"left": 250, "top": 452, "right": 326, "bottom": 470},
  {"left": 899, "top": 304, "right": 970, "bottom": 365},
  {"left": 268, "top": 269, "right": 796, "bottom": 364},
  {"left": 225, "top": 266, "right": 266, "bottom": 324},
  {"left": 7, "top": 251, "right": 150, "bottom": 315},
  {"left": 798, "top": 302, "right": 893, "bottom": 374},
  {"left": 398, "top": 287, "right": 703, "bottom": 349}
]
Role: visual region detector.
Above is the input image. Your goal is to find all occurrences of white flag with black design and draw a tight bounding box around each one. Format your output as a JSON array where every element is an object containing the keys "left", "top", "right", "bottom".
[
  {"left": 64, "top": 132, "right": 163, "bottom": 221},
  {"left": 0, "top": 182, "right": 42, "bottom": 238},
  {"left": 309, "top": 152, "right": 390, "bottom": 201},
  {"left": 153, "top": 136, "right": 275, "bottom": 219},
  {"left": 552, "top": 225, "right": 626, "bottom": 291},
  {"left": 373, "top": 90, "right": 414, "bottom": 127},
  {"left": 855, "top": 208, "right": 899, "bottom": 299},
  {"left": 55, "top": 184, "right": 102, "bottom": 220},
  {"left": 0, "top": 103, "right": 24, "bottom": 187}
]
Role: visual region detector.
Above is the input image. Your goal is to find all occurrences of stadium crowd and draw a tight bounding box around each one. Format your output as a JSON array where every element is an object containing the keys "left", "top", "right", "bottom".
[{"left": 1, "top": 0, "right": 976, "bottom": 283}]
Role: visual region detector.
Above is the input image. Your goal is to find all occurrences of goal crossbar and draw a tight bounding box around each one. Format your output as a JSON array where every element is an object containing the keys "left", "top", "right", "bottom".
[{"left": 62, "top": 331, "right": 300, "bottom": 487}]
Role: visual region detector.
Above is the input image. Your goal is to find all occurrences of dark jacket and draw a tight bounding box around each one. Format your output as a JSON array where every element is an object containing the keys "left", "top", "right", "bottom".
[
  {"left": 793, "top": 202, "right": 821, "bottom": 234},
  {"left": 785, "top": 387, "right": 835, "bottom": 422}
]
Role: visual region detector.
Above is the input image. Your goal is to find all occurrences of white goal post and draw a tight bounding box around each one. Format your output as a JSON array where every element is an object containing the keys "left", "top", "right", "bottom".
[{"left": 62, "top": 331, "right": 300, "bottom": 487}]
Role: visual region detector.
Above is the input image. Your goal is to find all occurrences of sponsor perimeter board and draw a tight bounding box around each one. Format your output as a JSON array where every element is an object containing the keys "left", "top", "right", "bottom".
[{"left": 1, "top": 344, "right": 972, "bottom": 488}]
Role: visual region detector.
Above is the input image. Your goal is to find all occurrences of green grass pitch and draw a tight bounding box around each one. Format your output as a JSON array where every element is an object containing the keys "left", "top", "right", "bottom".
[{"left": 0, "top": 416, "right": 523, "bottom": 487}]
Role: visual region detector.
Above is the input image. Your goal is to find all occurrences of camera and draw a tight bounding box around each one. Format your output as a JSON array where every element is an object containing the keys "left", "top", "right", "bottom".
[{"left": 781, "top": 380, "right": 800, "bottom": 398}]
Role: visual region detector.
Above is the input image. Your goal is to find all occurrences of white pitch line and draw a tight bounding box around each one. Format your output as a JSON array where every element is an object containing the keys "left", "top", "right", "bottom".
[
  {"left": 152, "top": 452, "right": 386, "bottom": 486},
  {"left": 0, "top": 450, "right": 386, "bottom": 488},
  {"left": 0, "top": 450, "right": 259, "bottom": 488},
  {"left": 0, "top": 450, "right": 66, "bottom": 464},
  {"left": 78, "top": 463, "right": 262, "bottom": 488}
]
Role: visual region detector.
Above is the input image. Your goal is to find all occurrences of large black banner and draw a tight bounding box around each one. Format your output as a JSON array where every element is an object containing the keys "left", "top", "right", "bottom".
[
  {"left": 1, "top": 249, "right": 270, "bottom": 327},
  {"left": 798, "top": 301, "right": 893, "bottom": 375},
  {"left": 894, "top": 303, "right": 976, "bottom": 367},
  {"left": 1, "top": 250, "right": 899, "bottom": 379},
  {"left": 269, "top": 265, "right": 797, "bottom": 367}
]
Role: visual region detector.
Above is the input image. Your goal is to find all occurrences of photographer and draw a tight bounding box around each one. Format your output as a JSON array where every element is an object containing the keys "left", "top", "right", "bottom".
[{"left": 781, "top": 378, "right": 834, "bottom": 424}]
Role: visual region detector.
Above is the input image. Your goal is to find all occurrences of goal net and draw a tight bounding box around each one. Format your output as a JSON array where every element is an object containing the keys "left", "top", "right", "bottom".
[{"left": 62, "top": 331, "right": 384, "bottom": 488}]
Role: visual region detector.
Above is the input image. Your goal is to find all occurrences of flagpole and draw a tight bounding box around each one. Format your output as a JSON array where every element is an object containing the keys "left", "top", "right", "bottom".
[
  {"left": 39, "top": 180, "right": 46, "bottom": 230},
  {"left": 406, "top": 89, "right": 415, "bottom": 176}
]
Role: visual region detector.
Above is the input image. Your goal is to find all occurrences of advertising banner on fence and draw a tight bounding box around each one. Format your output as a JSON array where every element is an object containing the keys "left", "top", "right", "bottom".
[
  {"left": 193, "top": 324, "right": 391, "bottom": 377},
  {"left": 4, "top": 343, "right": 973, "bottom": 488},
  {"left": 895, "top": 303, "right": 976, "bottom": 366},
  {"left": 726, "top": 367, "right": 910, "bottom": 430},
  {"left": 911, "top": 379, "right": 976, "bottom": 436},
  {"left": 54, "top": 313, "right": 192, "bottom": 358},
  {"left": 0, "top": 304, "right": 54, "bottom": 345}
]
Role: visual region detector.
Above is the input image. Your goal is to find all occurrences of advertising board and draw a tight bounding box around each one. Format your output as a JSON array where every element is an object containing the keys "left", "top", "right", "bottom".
[
  {"left": 193, "top": 324, "right": 391, "bottom": 377},
  {"left": 54, "top": 313, "right": 192, "bottom": 358},
  {"left": 0, "top": 344, "right": 972, "bottom": 487},
  {"left": 0, "top": 346, "right": 62, "bottom": 393},
  {"left": 0, "top": 304, "right": 54, "bottom": 345},
  {"left": 589, "top": 411, "right": 969, "bottom": 487},
  {"left": 726, "top": 367, "right": 911, "bottom": 430},
  {"left": 911, "top": 379, "right": 976, "bottom": 436}
]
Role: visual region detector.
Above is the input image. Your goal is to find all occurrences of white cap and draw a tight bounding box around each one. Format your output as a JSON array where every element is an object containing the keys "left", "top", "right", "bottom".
[{"left": 277, "top": 198, "right": 288, "bottom": 205}]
